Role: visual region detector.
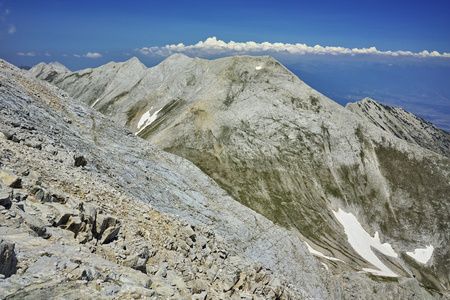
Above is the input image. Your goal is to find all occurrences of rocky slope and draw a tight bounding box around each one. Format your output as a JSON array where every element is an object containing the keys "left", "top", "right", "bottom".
[
  {"left": 1, "top": 58, "right": 314, "bottom": 299},
  {"left": 3, "top": 58, "right": 437, "bottom": 299},
  {"left": 28, "top": 55, "right": 450, "bottom": 298},
  {"left": 346, "top": 97, "right": 450, "bottom": 158}
]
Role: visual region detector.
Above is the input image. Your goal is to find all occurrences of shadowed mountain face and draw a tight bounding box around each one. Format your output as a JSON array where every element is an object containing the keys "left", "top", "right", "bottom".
[{"left": 31, "top": 55, "right": 450, "bottom": 296}]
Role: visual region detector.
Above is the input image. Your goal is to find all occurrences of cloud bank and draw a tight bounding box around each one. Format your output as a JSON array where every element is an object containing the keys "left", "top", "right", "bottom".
[{"left": 139, "top": 37, "right": 450, "bottom": 59}]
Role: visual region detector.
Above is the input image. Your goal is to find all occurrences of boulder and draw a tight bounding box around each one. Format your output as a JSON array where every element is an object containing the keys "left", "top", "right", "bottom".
[
  {"left": 95, "top": 214, "right": 119, "bottom": 236},
  {"left": 0, "top": 240, "right": 18, "bottom": 277},
  {"left": 0, "top": 189, "right": 12, "bottom": 208},
  {"left": 74, "top": 155, "right": 87, "bottom": 167},
  {"left": 100, "top": 225, "right": 121, "bottom": 244},
  {"left": 0, "top": 170, "right": 21, "bottom": 188},
  {"left": 17, "top": 209, "right": 51, "bottom": 239},
  {"left": 122, "top": 255, "right": 147, "bottom": 273},
  {"left": 119, "top": 271, "right": 152, "bottom": 288}
]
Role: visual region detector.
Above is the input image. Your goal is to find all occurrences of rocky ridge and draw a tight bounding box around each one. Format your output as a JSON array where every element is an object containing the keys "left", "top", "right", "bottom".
[
  {"left": 5, "top": 57, "right": 436, "bottom": 299},
  {"left": 346, "top": 97, "right": 450, "bottom": 158},
  {"left": 1, "top": 58, "right": 309, "bottom": 299},
  {"left": 30, "top": 54, "right": 450, "bottom": 297}
]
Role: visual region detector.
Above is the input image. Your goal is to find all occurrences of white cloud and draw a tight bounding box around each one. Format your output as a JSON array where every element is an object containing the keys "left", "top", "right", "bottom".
[
  {"left": 138, "top": 37, "right": 450, "bottom": 59},
  {"left": 17, "top": 52, "right": 35, "bottom": 57},
  {"left": 45, "top": 52, "right": 51, "bottom": 57},
  {"left": 84, "top": 52, "right": 102, "bottom": 58},
  {"left": 62, "top": 54, "right": 68, "bottom": 57},
  {"left": 7, "top": 24, "right": 16, "bottom": 34},
  {"left": 74, "top": 54, "right": 81, "bottom": 58}
]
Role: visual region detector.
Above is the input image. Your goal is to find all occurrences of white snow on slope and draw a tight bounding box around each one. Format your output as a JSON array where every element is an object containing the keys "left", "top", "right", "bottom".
[
  {"left": 333, "top": 208, "right": 399, "bottom": 277},
  {"left": 136, "top": 107, "right": 163, "bottom": 135},
  {"left": 406, "top": 245, "right": 434, "bottom": 264},
  {"left": 304, "top": 241, "right": 343, "bottom": 262},
  {"left": 91, "top": 98, "right": 102, "bottom": 108},
  {"left": 255, "top": 65, "right": 262, "bottom": 70}
]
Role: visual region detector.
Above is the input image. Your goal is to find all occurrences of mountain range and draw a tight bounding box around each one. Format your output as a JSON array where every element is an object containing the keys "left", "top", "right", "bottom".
[{"left": 0, "top": 54, "right": 448, "bottom": 299}]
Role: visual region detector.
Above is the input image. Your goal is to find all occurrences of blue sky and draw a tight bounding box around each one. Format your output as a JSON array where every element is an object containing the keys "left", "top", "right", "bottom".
[
  {"left": 2, "top": 0, "right": 449, "bottom": 67},
  {"left": 1, "top": 0, "right": 449, "bottom": 130}
]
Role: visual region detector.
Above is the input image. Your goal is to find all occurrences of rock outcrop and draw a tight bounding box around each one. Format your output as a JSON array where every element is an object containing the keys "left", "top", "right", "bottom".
[
  {"left": 346, "top": 97, "right": 450, "bottom": 158},
  {"left": 30, "top": 54, "right": 450, "bottom": 298},
  {"left": 0, "top": 240, "right": 17, "bottom": 278}
]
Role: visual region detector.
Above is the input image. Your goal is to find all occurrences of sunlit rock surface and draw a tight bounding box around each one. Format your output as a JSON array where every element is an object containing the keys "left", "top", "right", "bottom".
[{"left": 29, "top": 55, "right": 450, "bottom": 298}]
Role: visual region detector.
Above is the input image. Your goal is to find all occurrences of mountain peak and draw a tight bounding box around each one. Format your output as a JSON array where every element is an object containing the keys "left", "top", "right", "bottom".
[
  {"left": 160, "top": 53, "right": 193, "bottom": 66},
  {"left": 48, "top": 61, "right": 71, "bottom": 72},
  {"left": 119, "top": 56, "right": 146, "bottom": 71},
  {"left": 167, "top": 53, "right": 191, "bottom": 59},
  {"left": 123, "top": 56, "right": 144, "bottom": 66},
  {"left": 28, "top": 61, "right": 70, "bottom": 80}
]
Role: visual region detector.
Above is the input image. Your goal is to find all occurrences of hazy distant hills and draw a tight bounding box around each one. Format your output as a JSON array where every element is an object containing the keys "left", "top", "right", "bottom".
[{"left": 30, "top": 55, "right": 450, "bottom": 297}]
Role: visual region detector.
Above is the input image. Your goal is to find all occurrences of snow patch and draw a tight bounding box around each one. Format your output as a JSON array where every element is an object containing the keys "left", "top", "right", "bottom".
[
  {"left": 136, "top": 107, "right": 163, "bottom": 135},
  {"left": 406, "top": 245, "right": 434, "bottom": 264},
  {"left": 333, "top": 208, "right": 399, "bottom": 277},
  {"left": 304, "top": 241, "right": 343, "bottom": 262},
  {"left": 255, "top": 65, "right": 262, "bottom": 70},
  {"left": 91, "top": 98, "right": 101, "bottom": 108}
]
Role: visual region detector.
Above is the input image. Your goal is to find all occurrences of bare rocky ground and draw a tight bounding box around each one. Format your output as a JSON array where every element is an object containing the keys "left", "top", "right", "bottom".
[
  {"left": 0, "top": 59, "right": 304, "bottom": 299},
  {"left": 0, "top": 164, "right": 297, "bottom": 299},
  {"left": 1, "top": 58, "right": 446, "bottom": 299},
  {"left": 33, "top": 54, "right": 450, "bottom": 295}
]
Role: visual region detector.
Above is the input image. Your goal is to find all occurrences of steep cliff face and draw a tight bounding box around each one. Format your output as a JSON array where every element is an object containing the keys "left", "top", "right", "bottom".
[
  {"left": 346, "top": 97, "right": 450, "bottom": 158},
  {"left": 31, "top": 55, "right": 450, "bottom": 297}
]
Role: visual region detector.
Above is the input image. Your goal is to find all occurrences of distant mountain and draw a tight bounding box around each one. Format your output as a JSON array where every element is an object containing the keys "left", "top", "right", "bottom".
[
  {"left": 28, "top": 61, "right": 70, "bottom": 81},
  {"left": 347, "top": 98, "right": 450, "bottom": 158},
  {"left": 17, "top": 65, "right": 31, "bottom": 70},
  {"left": 30, "top": 55, "right": 450, "bottom": 297}
]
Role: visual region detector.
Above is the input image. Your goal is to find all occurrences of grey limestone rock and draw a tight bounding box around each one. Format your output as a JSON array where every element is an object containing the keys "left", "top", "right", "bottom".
[
  {"left": 0, "top": 170, "right": 22, "bottom": 188},
  {"left": 100, "top": 225, "right": 121, "bottom": 244},
  {"left": 0, "top": 189, "right": 12, "bottom": 208},
  {"left": 42, "top": 54, "right": 449, "bottom": 296},
  {"left": 0, "top": 57, "right": 444, "bottom": 299},
  {"left": 17, "top": 208, "right": 51, "bottom": 239},
  {"left": 73, "top": 155, "right": 87, "bottom": 167},
  {"left": 0, "top": 240, "right": 17, "bottom": 277}
]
